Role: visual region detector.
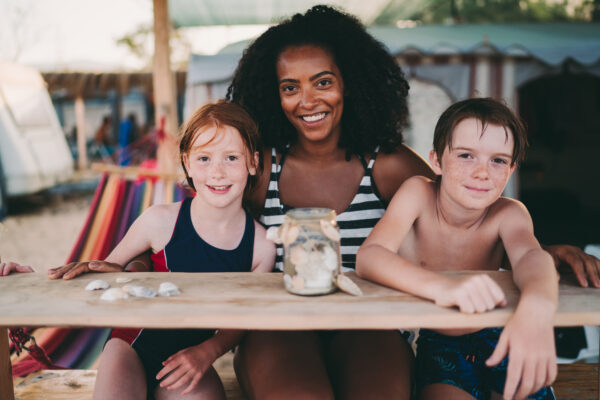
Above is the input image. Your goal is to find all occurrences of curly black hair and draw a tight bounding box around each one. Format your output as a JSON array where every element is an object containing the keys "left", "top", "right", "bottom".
[{"left": 226, "top": 5, "right": 410, "bottom": 156}]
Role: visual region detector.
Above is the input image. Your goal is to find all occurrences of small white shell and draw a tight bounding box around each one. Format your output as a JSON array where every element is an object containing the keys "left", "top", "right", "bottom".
[
  {"left": 336, "top": 274, "right": 363, "bottom": 296},
  {"left": 291, "top": 275, "right": 305, "bottom": 291},
  {"left": 116, "top": 276, "right": 132, "bottom": 283},
  {"left": 283, "top": 274, "right": 293, "bottom": 288},
  {"left": 320, "top": 219, "right": 340, "bottom": 242},
  {"left": 266, "top": 226, "right": 282, "bottom": 244},
  {"left": 322, "top": 246, "right": 338, "bottom": 271},
  {"left": 85, "top": 279, "right": 110, "bottom": 291},
  {"left": 289, "top": 245, "right": 309, "bottom": 266},
  {"left": 282, "top": 225, "right": 300, "bottom": 246},
  {"left": 158, "top": 282, "right": 181, "bottom": 297},
  {"left": 126, "top": 285, "right": 158, "bottom": 298},
  {"left": 100, "top": 287, "right": 128, "bottom": 301}
]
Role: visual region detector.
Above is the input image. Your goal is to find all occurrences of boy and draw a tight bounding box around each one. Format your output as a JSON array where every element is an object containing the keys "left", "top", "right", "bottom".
[{"left": 356, "top": 98, "right": 558, "bottom": 400}]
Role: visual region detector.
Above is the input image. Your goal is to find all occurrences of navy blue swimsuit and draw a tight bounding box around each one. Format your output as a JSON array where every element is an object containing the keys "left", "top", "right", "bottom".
[{"left": 132, "top": 198, "right": 254, "bottom": 391}]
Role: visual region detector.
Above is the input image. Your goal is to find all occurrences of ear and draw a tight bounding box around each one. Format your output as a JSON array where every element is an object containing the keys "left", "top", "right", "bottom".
[
  {"left": 508, "top": 163, "right": 517, "bottom": 176},
  {"left": 248, "top": 151, "right": 259, "bottom": 176},
  {"left": 182, "top": 153, "right": 191, "bottom": 171},
  {"left": 429, "top": 150, "right": 442, "bottom": 176}
]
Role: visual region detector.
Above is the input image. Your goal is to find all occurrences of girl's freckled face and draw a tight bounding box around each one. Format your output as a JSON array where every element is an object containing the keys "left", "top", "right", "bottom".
[
  {"left": 276, "top": 45, "right": 344, "bottom": 144},
  {"left": 184, "top": 124, "right": 254, "bottom": 209}
]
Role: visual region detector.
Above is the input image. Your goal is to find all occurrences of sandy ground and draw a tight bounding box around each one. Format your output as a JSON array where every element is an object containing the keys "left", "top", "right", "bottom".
[{"left": 0, "top": 177, "right": 98, "bottom": 272}]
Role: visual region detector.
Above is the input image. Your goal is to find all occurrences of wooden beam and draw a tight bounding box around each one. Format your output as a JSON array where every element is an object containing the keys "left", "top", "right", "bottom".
[
  {"left": 74, "top": 96, "right": 88, "bottom": 170},
  {"left": 0, "top": 328, "right": 15, "bottom": 400},
  {"left": 153, "top": 0, "right": 178, "bottom": 174}
]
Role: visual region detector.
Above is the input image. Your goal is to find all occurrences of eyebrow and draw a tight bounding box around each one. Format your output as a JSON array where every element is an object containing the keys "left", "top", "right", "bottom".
[
  {"left": 279, "top": 70, "right": 336, "bottom": 84},
  {"left": 453, "top": 147, "right": 512, "bottom": 158}
]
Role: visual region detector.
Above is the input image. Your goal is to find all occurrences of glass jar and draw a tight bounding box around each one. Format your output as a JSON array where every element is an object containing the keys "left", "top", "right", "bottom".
[{"left": 281, "top": 208, "right": 341, "bottom": 295}]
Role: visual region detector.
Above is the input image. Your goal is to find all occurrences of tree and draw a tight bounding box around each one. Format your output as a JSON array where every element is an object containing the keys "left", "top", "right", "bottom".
[{"left": 403, "top": 0, "right": 590, "bottom": 24}]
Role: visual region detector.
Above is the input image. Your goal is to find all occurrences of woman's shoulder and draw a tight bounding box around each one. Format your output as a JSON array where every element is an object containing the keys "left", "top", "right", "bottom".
[{"left": 371, "top": 144, "right": 435, "bottom": 203}]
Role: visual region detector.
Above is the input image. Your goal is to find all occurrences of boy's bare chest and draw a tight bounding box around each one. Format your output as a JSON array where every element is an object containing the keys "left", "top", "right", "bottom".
[{"left": 402, "top": 217, "right": 505, "bottom": 271}]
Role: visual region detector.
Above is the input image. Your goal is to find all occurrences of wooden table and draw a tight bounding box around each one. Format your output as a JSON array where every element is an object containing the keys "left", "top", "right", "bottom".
[{"left": 1, "top": 271, "right": 599, "bottom": 399}]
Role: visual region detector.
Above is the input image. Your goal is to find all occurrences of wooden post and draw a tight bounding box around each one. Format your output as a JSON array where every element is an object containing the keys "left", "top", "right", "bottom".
[
  {"left": 0, "top": 328, "right": 15, "bottom": 400},
  {"left": 74, "top": 95, "right": 88, "bottom": 170},
  {"left": 153, "top": 0, "right": 178, "bottom": 174}
]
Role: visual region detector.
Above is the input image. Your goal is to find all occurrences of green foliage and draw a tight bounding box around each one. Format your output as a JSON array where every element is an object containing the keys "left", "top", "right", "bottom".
[{"left": 408, "top": 0, "right": 593, "bottom": 23}]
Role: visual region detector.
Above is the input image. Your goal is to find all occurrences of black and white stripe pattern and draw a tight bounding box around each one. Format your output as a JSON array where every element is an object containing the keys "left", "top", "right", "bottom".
[{"left": 260, "top": 147, "right": 386, "bottom": 271}]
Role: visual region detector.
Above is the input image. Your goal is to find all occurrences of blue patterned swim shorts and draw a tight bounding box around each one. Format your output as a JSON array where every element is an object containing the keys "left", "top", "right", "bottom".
[{"left": 416, "top": 328, "right": 555, "bottom": 400}]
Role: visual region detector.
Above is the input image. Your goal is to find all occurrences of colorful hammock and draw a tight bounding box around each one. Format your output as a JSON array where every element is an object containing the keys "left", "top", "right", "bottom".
[{"left": 10, "top": 169, "right": 191, "bottom": 377}]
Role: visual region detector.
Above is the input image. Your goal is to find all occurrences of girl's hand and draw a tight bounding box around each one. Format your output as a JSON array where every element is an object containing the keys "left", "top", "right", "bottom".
[
  {"left": 486, "top": 302, "right": 557, "bottom": 399},
  {"left": 47, "top": 260, "right": 123, "bottom": 280},
  {"left": 434, "top": 274, "right": 507, "bottom": 314},
  {"left": 156, "top": 343, "right": 216, "bottom": 394},
  {"left": 0, "top": 261, "right": 34, "bottom": 276}
]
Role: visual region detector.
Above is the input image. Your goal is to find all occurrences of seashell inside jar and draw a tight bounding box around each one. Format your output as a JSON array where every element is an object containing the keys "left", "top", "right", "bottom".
[{"left": 278, "top": 208, "right": 341, "bottom": 295}]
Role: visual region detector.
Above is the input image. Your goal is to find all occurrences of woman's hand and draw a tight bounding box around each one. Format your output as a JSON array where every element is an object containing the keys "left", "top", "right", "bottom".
[
  {"left": 545, "top": 244, "right": 600, "bottom": 288},
  {"left": 0, "top": 261, "right": 34, "bottom": 276},
  {"left": 47, "top": 260, "right": 123, "bottom": 280},
  {"left": 156, "top": 343, "right": 216, "bottom": 394}
]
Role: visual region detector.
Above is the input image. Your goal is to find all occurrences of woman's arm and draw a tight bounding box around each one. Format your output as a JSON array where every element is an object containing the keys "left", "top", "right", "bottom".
[{"left": 371, "top": 144, "right": 434, "bottom": 204}]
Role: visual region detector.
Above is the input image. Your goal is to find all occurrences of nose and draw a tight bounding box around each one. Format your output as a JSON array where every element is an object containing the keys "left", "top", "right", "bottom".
[
  {"left": 473, "top": 160, "right": 489, "bottom": 180},
  {"left": 209, "top": 160, "right": 225, "bottom": 178},
  {"left": 300, "top": 88, "right": 317, "bottom": 108}
]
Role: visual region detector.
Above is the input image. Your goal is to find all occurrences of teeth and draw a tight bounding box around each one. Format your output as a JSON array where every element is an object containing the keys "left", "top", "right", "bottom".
[
  {"left": 210, "top": 185, "right": 229, "bottom": 190},
  {"left": 301, "top": 113, "right": 326, "bottom": 122}
]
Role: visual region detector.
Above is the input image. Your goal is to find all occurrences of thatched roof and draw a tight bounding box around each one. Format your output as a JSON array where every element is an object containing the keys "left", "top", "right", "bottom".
[{"left": 42, "top": 71, "right": 187, "bottom": 99}]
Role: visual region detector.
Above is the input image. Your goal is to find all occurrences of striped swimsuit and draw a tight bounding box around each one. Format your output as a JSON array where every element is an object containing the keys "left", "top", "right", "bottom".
[{"left": 261, "top": 147, "right": 386, "bottom": 271}]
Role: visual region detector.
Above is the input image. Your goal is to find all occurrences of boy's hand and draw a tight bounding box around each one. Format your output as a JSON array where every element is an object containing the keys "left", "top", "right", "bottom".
[
  {"left": 435, "top": 274, "right": 507, "bottom": 313},
  {"left": 0, "top": 261, "right": 34, "bottom": 276},
  {"left": 47, "top": 261, "right": 123, "bottom": 280},
  {"left": 156, "top": 342, "right": 216, "bottom": 394},
  {"left": 486, "top": 302, "right": 557, "bottom": 400}
]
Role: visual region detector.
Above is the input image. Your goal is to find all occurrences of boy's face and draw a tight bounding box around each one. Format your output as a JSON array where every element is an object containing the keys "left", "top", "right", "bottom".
[
  {"left": 429, "top": 118, "right": 516, "bottom": 211},
  {"left": 183, "top": 124, "right": 257, "bottom": 210}
]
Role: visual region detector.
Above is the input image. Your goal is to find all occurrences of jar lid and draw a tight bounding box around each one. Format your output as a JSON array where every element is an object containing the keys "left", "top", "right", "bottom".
[{"left": 285, "top": 208, "right": 336, "bottom": 220}]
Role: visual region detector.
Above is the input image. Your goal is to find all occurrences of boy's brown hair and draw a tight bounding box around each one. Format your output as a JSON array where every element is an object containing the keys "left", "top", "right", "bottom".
[
  {"left": 433, "top": 97, "right": 528, "bottom": 166},
  {"left": 179, "top": 101, "right": 262, "bottom": 193}
]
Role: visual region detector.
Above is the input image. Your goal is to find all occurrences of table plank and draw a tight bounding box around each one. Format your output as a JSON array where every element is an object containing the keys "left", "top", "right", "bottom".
[{"left": 0, "top": 271, "right": 599, "bottom": 330}]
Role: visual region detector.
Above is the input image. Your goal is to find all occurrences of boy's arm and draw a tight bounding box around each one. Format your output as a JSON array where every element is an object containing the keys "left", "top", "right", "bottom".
[
  {"left": 356, "top": 177, "right": 506, "bottom": 313},
  {"left": 48, "top": 206, "right": 164, "bottom": 280},
  {"left": 156, "top": 329, "right": 244, "bottom": 394},
  {"left": 487, "top": 201, "right": 558, "bottom": 399}
]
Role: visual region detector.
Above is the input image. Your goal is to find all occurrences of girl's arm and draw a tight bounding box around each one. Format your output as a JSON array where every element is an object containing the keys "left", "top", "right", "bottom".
[
  {"left": 48, "top": 204, "right": 175, "bottom": 280},
  {"left": 487, "top": 200, "right": 558, "bottom": 399},
  {"left": 156, "top": 329, "right": 245, "bottom": 394},
  {"left": 357, "top": 176, "right": 506, "bottom": 314},
  {"left": 251, "top": 221, "right": 276, "bottom": 272}
]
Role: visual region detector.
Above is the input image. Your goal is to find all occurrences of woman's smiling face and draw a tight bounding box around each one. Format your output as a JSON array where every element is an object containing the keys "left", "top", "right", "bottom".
[{"left": 276, "top": 45, "right": 344, "bottom": 145}]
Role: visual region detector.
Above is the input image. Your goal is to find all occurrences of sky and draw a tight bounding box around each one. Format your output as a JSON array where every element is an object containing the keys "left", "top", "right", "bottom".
[{"left": 0, "top": 0, "right": 267, "bottom": 72}]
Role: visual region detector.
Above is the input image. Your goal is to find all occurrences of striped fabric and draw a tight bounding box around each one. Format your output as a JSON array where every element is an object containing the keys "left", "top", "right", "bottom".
[{"left": 260, "top": 147, "right": 386, "bottom": 271}]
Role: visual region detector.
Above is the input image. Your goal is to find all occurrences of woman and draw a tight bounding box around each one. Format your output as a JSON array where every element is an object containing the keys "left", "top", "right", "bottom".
[{"left": 226, "top": 5, "right": 600, "bottom": 399}]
